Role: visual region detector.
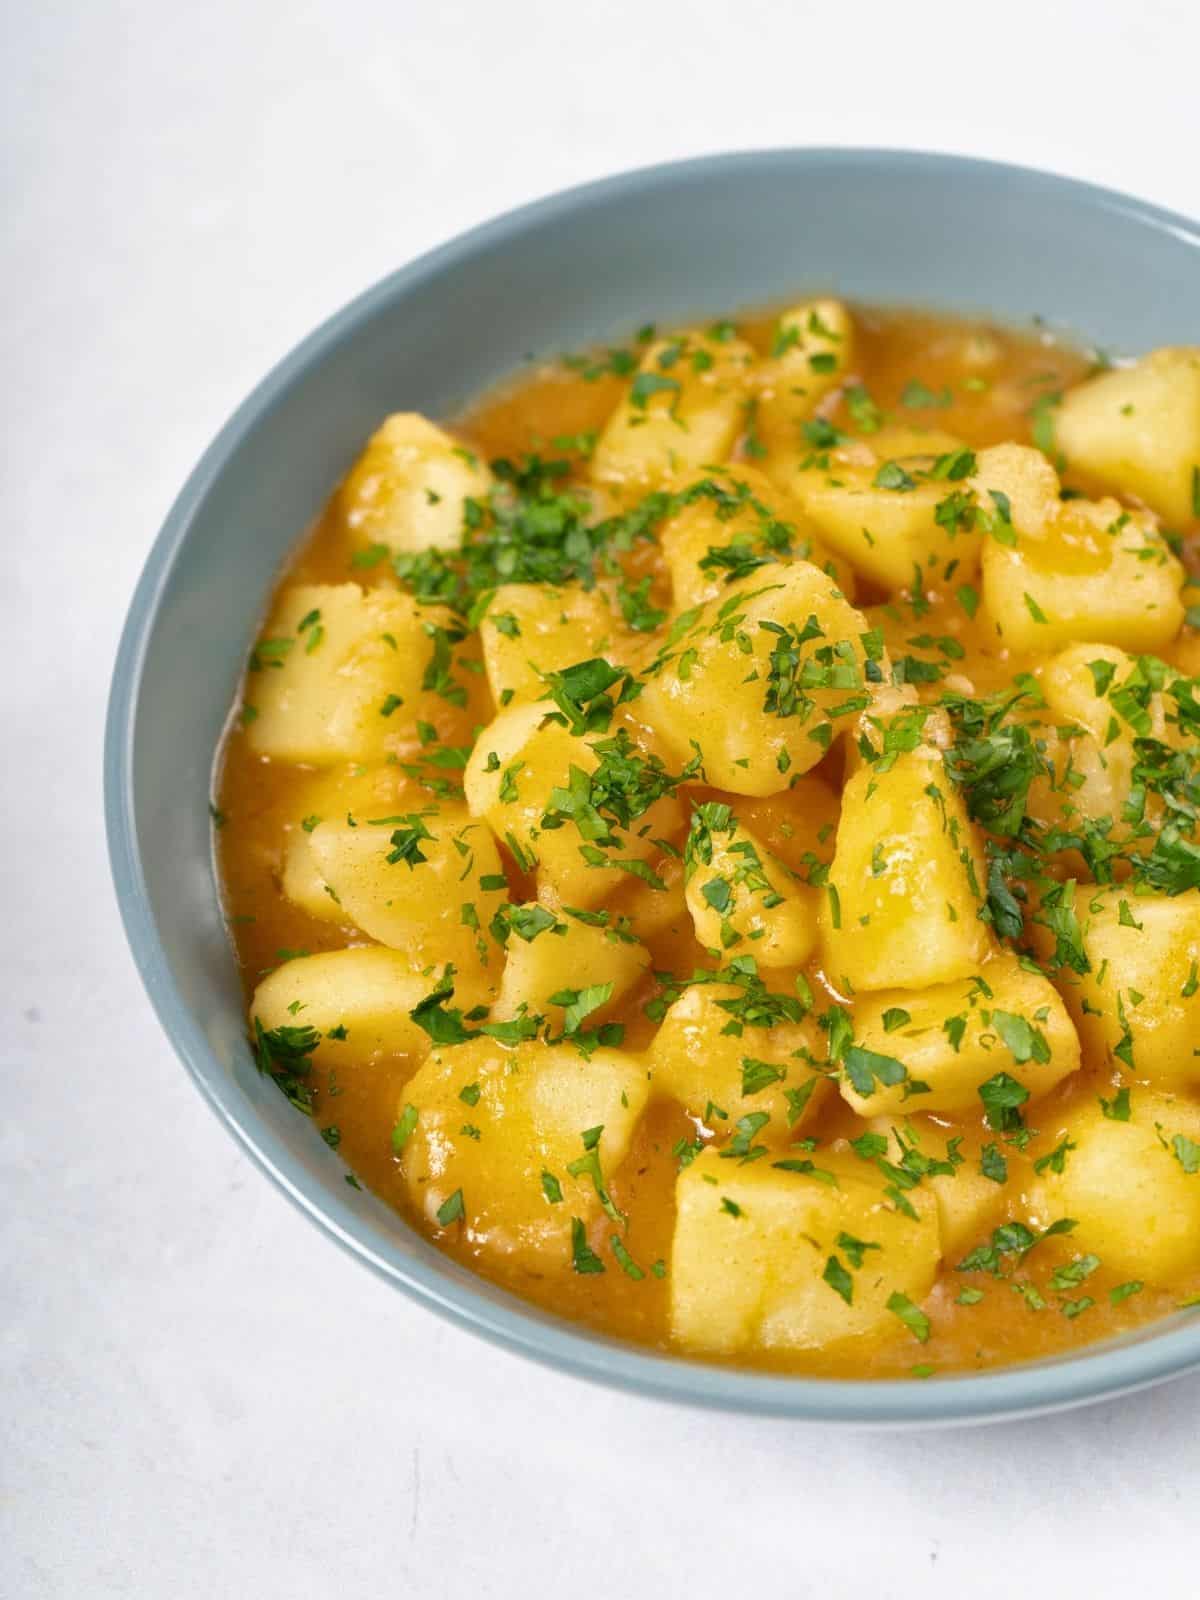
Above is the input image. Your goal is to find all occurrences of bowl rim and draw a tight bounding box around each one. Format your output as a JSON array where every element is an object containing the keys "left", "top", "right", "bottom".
[{"left": 105, "top": 146, "right": 1200, "bottom": 1425}]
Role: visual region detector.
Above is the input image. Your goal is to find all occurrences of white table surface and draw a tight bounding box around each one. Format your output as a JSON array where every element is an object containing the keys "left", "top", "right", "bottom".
[{"left": 5, "top": 1, "right": 1200, "bottom": 1593}]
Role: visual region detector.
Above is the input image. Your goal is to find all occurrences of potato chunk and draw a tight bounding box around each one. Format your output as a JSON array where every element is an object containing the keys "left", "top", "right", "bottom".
[
  {"left": 478, "top": 583, "right": 618, "bottom": 707},
  {"left": 822, "top": 750, "right": 990, "bottom": 991},
  {"left": 591, "top": 328, "right": 755, "bottom": 486},
  {"left": 684, "top": 803, "right": 818, "bottom": 966},
  {"left": 1027, "top": 643, "right": 1178, "bottom": 836},
  {"left": 463, "top": 701, "right": 684, "bottom": 909},
  {"left": 638, "top": 564, "right": 886, "bottom": 797},
  {"left": 303, "top": 797, "right": 508, "bottom": 1003},
  {"left": 1057, "top": 885, "right": 1200, "bottom": 1088},
  {"left": 400, "top": 1037, "right": 649, "bottom": 1267},
  {"left": 1056, "top": 348, "right": 1200, "bottom": 527},
  {"left": 251, "top": 949, "right": 434, "bottom": 1064},
  {"left": 774, "top": 437, "right": 982, "bottom": 591},
  {"left": 491, "top": 904, "right": 650, "bottom": 1029},
  {"left": 842, "top": 955, "right": 1080, "bottom": 1117},
  {"left": 657, "top": 463, "right": 853, "bottom": 612},
  {"left": 753, "top": 299, "right": 856, "bottom": 455},
  {"left": 857, "top": 1116, "right": 1007, "bottom": 1260},
  {"left": 647, "top": 981, "right": 828, "bottom": 1136},
  {"left": 245, "top": 584, "right": 480, "bottom": 765},
  {"left": 282, "top": 834, "right": 346, "bottom": 925},
  {"left": 670, "top": 1148, "right": 939, "bottom": 1355},
  {"left": 1030, "top": 1090, "right": 1200, "bottom": 1281},
  {"left": 973, "top": 444, "right": 1184, "bottom": 653},
  {"left": 1038, "top": 642, "right": 1177, "bottom": 747},
  {"left": 928, "top": 1152, "right": 1008, "bottom": 1261},
  {"left": 279, "top": 765, "right": 422, "bottom": 924},
  {"left": 337, "top": 413, "right": 493, "bottom": 555}
]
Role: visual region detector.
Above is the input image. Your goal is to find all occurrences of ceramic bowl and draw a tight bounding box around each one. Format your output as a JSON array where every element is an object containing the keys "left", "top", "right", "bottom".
[{"left": 106, "top": 149, "right": 1200, "bottom": 1423}]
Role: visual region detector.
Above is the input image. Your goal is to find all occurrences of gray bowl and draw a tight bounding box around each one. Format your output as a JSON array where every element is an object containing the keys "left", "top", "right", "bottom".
[{"left": 105, "top": 148, "right": 1200, "bottom": 1425}]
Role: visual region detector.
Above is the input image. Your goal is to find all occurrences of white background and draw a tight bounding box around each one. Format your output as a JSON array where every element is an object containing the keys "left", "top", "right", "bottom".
[{"left": 5, "top": 1, "right": 1200, "bottom": 1594}]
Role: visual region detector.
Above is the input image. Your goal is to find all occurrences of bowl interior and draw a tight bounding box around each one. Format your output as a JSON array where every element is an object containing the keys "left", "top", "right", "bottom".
[{"left": 107, "top": 149, "right": 1200, "bottom": 1423}]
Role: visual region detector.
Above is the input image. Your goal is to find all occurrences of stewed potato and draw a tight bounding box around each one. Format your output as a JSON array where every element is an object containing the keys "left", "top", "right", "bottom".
[
  {"left": 973, "top": 444, "right": 1185, "bottom": 654},
  {"left": 244, "top": 583, "right": 483, "bottom": 765},
  {"left": 769, "top": 431, "right": 983, "bottom": 591},
  {"left": 251, "top": 949, "right": 436, "bottom": 1064},
  {"left": 302, "top": 799, "right": 508, "bottom": 1005},
  {"left": 1055, "top": 347, "right": 1200, "bottom": 527},
  {"left": 683, "top": 805, "right": 819, "bottom": 967},
  {"left": 491, "top": 904, "right": 651, "bottom": 1029},
  {"left": 399, "top": 1037, "right": 649, "bottom": 1271},
  {"left": 656, "top": 463, "right": 854, "bottom": 610},
  {"left": 1047, "top": 886, "right": 1200, "bottom": 1088},
  {"left": 591, "top": 327, "right": 756, "bottom": 486},
  {"left": 670, "top": 1149, "right": 940, "bottom": 1355},
  {"left": 336, "top": 412, "right": 494, "bottom": 555},
  {"left": 477, "top": 582, "right": 620, "bottom": 707},
  {"left": 637, "top": 563, "right": 889, "bottom": 796},
  {"left": 463, "top": 699, "right": 685, "bottom": 909},
  {"left": 1030, "top": 1091, "right": 1200, "bottom": 1282},
  {"left": 752, "top": 298, "right": 857, "bottom": 456},
  {"left": 647, "top": 980, "right": 830, "bottom": 1136},
  {"left": 821, "top": 749, "right": 991, "bottom": 992},
  {"left": 841, "top": 955, "right": 1080, "bottom": 1117}
]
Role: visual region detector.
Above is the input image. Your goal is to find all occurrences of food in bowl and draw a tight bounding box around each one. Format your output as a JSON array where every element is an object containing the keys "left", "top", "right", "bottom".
[{"left": 214, "top": 300, "right": 1200, "bottom": 1377}]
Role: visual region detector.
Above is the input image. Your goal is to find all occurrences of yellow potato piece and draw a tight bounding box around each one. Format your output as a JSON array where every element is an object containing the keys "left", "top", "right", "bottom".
[
  {"left": 647, "top": 981, "right": 828, "bottom": 1135},
  {"left": 304, "top": 797, "right": 508, "bottom": 1004},
  {"left": 492, "top": 905, "right": 651, "bottom": 1030},
  {"left": 478, "top": 582, "right": 619, "bottom": 708},
  {"left": 280, "top": 765, "right": 425, "bottom": 924},
  {"left": 657, "top": 463, "right": 855, "bottom": 612},
  {"left": 670, "top": 1148, "right": 939, "bottom": 1355},
  {"left": 1055, "top": 885, "right": 1200, "bottom": 1088},
  {"left": 974, "top": 444, "right": 1184, "bottom": 653},
  {"left": 684, "top": 806, "right": 818, "bottom": 967},
  {"left": 856, "top": 1116, "right": 1008, "bottom": 1261},
  {"left": 400, "top": 1037, "right": 649, "bottom": 1268},
  {"left": 929, "top": 1156, "right": 1008, "bottom": 1262},
  {"left": 1056, "top": 347, "right": 1200, "bottom": 527},
  {"left": 337, "top": 413, "right": 493, "bottom": 554},
  {"left": 842, "top": 955, "right": 1079, "bottom": 1117},
  {"left": 282, "top": 830, "right": 346, "bottom": 924},
  {"left": 754, "top": 299, "right": 856, "bottom": 456},
  {"left": 1030, "top": 1090, "right": 1200, "bottom": 1282},
  {"left": 591, "top": 328, "right": 755, "bottom": 487},
  {"left": 1026, "top": 642, "right": 1179, "bottom": 836},
  {"left": 245, "top": 583, "right": 482, "bottom": 765},
  {"left": 822, "top": 749, "right": 991, "bottom": 991},
  {"left": 463, "top": 701, "right": 684, "bottom": 908},
  {"left": 638, "top": 564, "right": 886, "bottom": 797},
  {"left": 251, "top": 948, "right": 434, "bottom": 1064},
  {"left": 775, "top": 440, "right": 982, "bottom": 592}
]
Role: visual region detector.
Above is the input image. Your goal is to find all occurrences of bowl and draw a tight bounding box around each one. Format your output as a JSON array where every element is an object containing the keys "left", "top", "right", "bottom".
[{"left": 106, "top": 148, "right": 1200, "bottom": 1425}]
